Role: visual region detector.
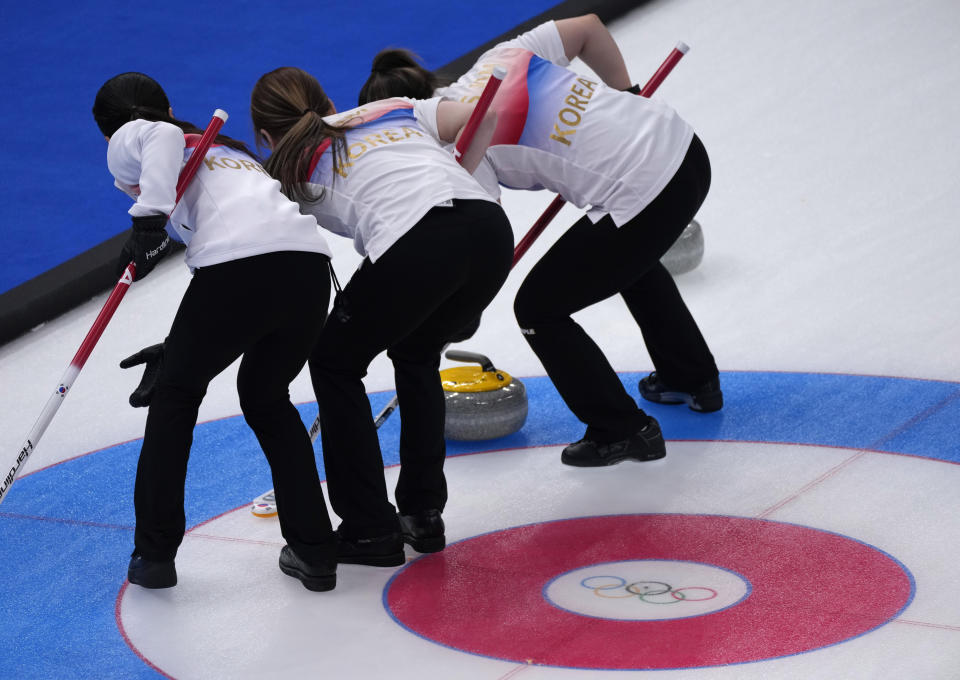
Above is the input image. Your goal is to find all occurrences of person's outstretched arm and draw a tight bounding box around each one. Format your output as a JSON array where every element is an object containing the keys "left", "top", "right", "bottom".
[
  {"left": 435, "top": 101, "right": 498, "bottom": 174},
  {"left": 554, "top": 14, "right": 632, "bottom": 90}
]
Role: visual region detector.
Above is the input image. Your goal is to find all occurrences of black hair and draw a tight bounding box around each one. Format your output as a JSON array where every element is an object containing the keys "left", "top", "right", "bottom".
[
  {"left": 357, "top": 49, "right": 447, "bottom": 106},
  {"left": 92, "top": 72, "right": 256, "bottom": 158}
]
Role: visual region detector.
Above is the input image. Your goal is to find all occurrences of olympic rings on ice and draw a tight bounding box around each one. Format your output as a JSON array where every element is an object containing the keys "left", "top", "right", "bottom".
[{"left": 581, "top": 575, "right": 718, "bottom": 603}]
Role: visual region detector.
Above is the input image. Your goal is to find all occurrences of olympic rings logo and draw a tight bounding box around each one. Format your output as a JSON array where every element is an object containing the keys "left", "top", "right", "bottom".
[{"left": 580, "top": 576, "right": 718, "bottom": 604}]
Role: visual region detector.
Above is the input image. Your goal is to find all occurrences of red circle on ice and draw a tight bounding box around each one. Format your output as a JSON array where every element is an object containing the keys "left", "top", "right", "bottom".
[{"left": 384, "top": 514, "right": 913, "bottom": 670}]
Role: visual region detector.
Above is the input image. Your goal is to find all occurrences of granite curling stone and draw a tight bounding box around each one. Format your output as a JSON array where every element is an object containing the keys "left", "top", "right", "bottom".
[
  {"left": 441, "top": 350, "right": 528, "bottom": 441},
  {"left": 661, "top": 219, "right": 704, "bottom": 275}
]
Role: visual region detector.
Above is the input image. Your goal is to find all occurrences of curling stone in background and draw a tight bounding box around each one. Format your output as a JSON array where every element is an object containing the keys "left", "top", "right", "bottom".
[
  {"left": 441, "top": 350, "right": 527, "bottom": 441},
  {"left": 661, "top": 219, "right": 704, "bottom": 275}
]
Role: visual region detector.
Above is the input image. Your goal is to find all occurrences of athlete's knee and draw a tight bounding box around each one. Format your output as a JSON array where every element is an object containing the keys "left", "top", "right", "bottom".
[
  {"left": 151, "top": 379, "right": 206, "bottom": 410},
  {"left": 309, "top": 361, "right": 364, "bottom": 415},
  {"left": 238, "top": 383, "right": 288, "bottom": 424},
  {"left": 387, "top": 345, "right": 440, "bottom": 371},
  {"left": 514, "top": 282, "right": 549, "bottom": 330}
]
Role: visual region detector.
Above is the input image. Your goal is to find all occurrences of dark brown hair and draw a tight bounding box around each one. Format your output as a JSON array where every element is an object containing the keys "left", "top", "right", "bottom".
[
  {"left": 250, "top": 67, "right": 349, "bottom": 203},
  {"left": 357, "top": 49, "right": 447, "bottom": 106},
  {"left": 92, "top": 72, "right": 256, "bottom": 158}
]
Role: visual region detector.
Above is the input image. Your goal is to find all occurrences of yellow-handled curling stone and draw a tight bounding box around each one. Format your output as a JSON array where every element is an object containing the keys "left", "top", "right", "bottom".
[
  {"left": 441, "top": 350, "right": 527, "bottom": 441},
  {"left": 661, "top": 219, "right": 704, "bottom": 275}
]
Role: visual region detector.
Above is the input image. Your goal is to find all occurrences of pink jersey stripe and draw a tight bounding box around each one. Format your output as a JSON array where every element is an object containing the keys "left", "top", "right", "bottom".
[
  {"left": 489, "top": 49, "right": 533, "bottom": 146},
  {"left": 184, "top": 133, "right": 223, "bottom": 150}
]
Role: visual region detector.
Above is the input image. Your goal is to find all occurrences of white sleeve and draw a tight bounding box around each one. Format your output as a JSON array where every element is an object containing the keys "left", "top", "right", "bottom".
[
  {"left": 503, "top": 20, "right": 570, "bottom": 66},
  {"left": 412, "top": 96, "right": 444, "bottom": 142},
  {"left": 471, "top": 157, "right": 502, "bottom": 200},
  {"left": 298, "top": 189, "right": 354, "bottom": 240},
  {"left": 412, "top": 97, "right": 500, "bottom": 198},
  {"left": 107, "top": 120, "right": 185, "bottom": 219}
]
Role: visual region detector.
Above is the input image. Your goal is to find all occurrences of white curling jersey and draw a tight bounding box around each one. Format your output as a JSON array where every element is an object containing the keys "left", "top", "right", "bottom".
[
  {"left": 302, "top": 97, "right": 496, "bottom": 262},
  {"left": 436, "top": 21, "right": 694, "bottom": 226},
  {"left": 108, "top": 119, "right": 332, "bottom": 270}
]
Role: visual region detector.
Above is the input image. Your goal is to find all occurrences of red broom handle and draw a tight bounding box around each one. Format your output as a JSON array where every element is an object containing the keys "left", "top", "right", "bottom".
[
  {"left": 175, "top": 110, "right": 228, "bottom": 204},
  {"left": 454, "top": 65, "right": 507, "bottom": 163}
]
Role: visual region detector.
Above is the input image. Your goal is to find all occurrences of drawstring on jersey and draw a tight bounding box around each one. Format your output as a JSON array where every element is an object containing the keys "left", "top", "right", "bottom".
[{"left": 328, "top": 260, "right": 350, "bottom": 322}]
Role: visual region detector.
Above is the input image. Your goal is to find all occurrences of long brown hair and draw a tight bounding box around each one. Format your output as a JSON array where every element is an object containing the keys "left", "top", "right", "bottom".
[
  {"left": 357, "top": 49, "right": 445, "bottom": 105},
  {"left": 250, "top": 67, "right": 349, "bottom": 203},
  {"left": 93, "top": 72, "right": 256, "bottom": 158}
]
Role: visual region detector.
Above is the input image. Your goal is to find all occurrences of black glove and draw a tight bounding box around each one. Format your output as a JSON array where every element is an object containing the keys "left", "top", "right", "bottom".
[
  {"left": 623, "top": 84, "right": 642, "bottom": 95},
  {"left": 119, "top": 342, "right": 164, "bottom": 407},
  {"left": 117, "top": 214, "right": 171, "bottom": 281}
]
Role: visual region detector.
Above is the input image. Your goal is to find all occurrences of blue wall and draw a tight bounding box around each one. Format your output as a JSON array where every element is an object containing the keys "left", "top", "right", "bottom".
[{"left": 0, "top": 0, "right": 570, "bottom": 296}]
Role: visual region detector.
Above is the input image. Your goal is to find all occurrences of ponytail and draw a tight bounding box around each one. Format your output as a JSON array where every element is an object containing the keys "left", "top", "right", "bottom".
[
  {"left": 251, "top": 67, "right": 349, "bottom": 203},
  {"left": 358, "top": 48, "right": 444, "bottom": 105}
]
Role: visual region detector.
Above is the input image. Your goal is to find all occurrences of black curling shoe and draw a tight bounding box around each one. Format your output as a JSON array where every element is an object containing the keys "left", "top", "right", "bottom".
[
  {"left": 278, "top": 545, "right": 336, "bottom": 592},
  {"left": 398, "top": 509, "right": 446, "bottom": 553},
  {"left": 336, "top": 530, "right": 406, "bottom": 567},
  {"left": 127, "top": 554, "right": 177, "bottom": 589},
  {"left": 561, "top": 418, "right": 667, "bottom": 467},
  {"left": 638, "top": 372, "right": 723, "bottom": 413}
]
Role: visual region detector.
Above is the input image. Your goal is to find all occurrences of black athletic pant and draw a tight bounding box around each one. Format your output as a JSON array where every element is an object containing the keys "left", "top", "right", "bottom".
[
  {"left": 309, "top": 200, "right": 513, "bottom": 540},
  {"left": 134, "top": 251, "right": 337, "bottom": 565},
  {"left": 514, "top": 135, "right": 717, "bottom": 443}
]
